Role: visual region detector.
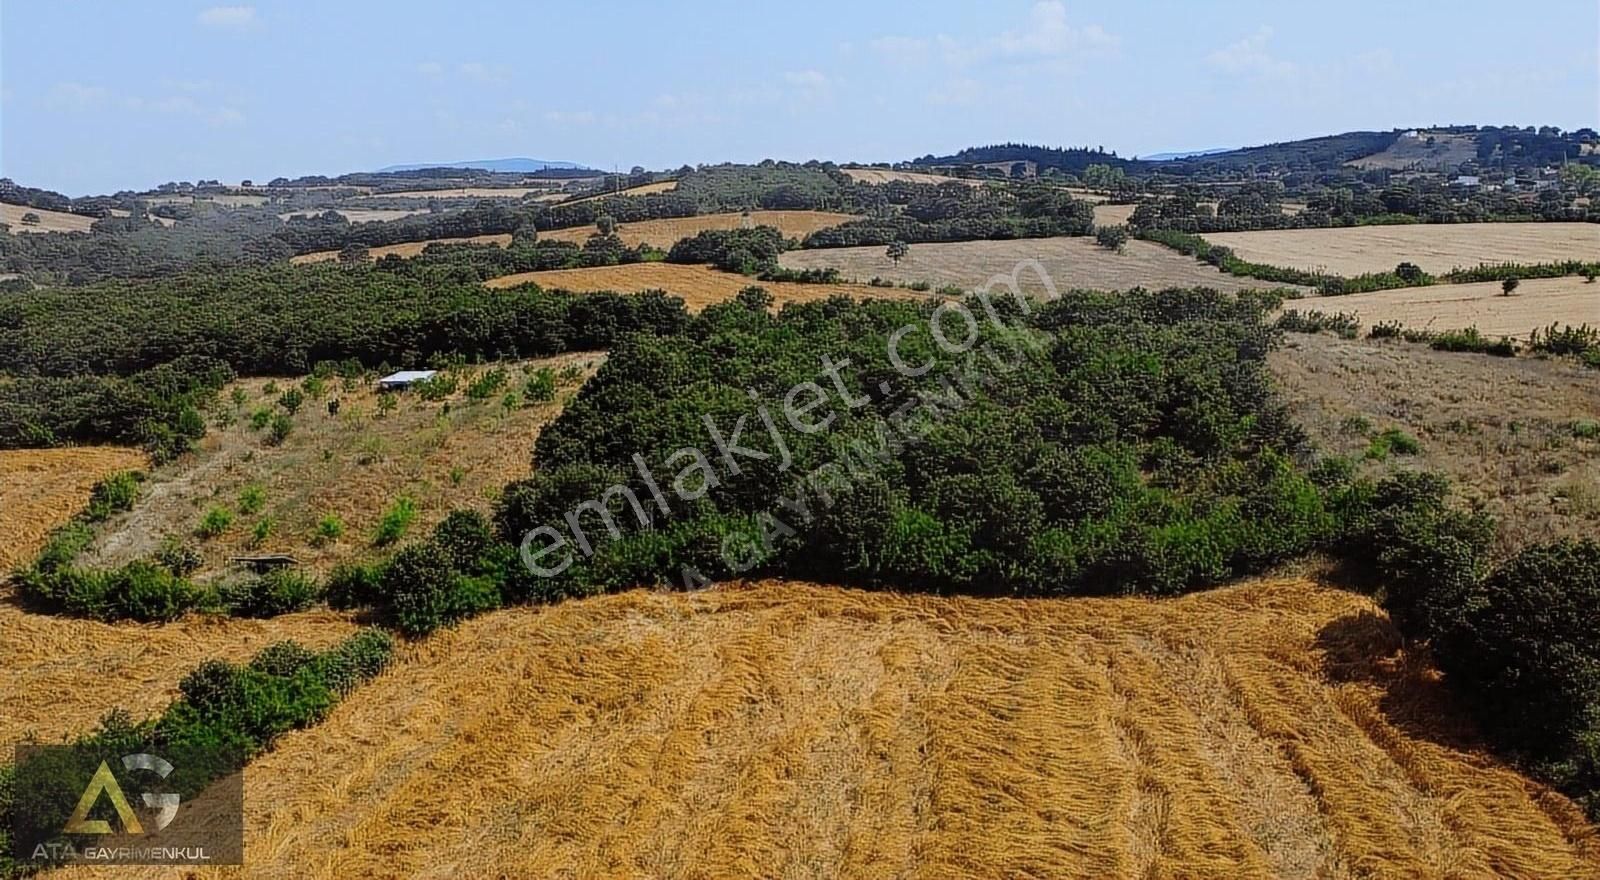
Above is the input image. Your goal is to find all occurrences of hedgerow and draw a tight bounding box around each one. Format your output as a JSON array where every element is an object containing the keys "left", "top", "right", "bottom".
[{"left": 0, "top": 630, "right": 393, "bottom": 877}]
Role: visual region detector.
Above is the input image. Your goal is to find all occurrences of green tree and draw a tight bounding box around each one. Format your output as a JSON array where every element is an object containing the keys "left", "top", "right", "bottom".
[
  {"left": 886, "top": 240, "right": 909, "bottom": 265},
  {"left": 1501, "top": 277, "right": 1520, "bottom": 296}
]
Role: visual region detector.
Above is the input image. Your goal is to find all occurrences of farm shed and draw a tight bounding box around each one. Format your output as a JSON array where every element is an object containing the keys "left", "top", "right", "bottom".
[{"left": 377, "top": 370, "right": 437, "bottom": 391}]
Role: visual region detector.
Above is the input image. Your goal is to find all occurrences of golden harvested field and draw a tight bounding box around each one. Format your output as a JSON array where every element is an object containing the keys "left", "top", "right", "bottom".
[
  {"left": 0, "top": 446, "right": 147, "bottom": 572},
  {"left": 79, "top": 354, "right": 598, "bottom": 579},
  {"left": 538, "top": 210, "right": 858, "bottom": 248},
  {"left": 840, "top": 167, "right": 983, "bottom": 186},
  {"left": 779, "top": 236, "right": 1298, "bottom": 295},
  {"left": 1092, "top": 202, "right": 1137, "bottom": 225},
  {"left": 360, "top": 186, "right": 554, "bottom": 199},
  {"left": 562, "top": 179, "right": 679, "bottom": 205},
  {"left": 486, "top": 262, "right": 929, "bottom": 311},
  {"left": 0, "top": 601, "right": 357, "bottom": 748},
  {"left": 1299, "top": 276, "right": 1600, "bottom": 337},
  {"left": 64, "top": 578, "right": 1600, "bottom": 879},
  {"left": 1205, "top": 222, "right": 1600, "bottom": 276},
  {"left": 1271, "top": 332, "right": 1600, "bottom": 556},
  {"left": 290, "top": 233, "right": 513, "bottom": 264},
  {"left": 0, "top": 202, "right": 95, "bottom": 234}
]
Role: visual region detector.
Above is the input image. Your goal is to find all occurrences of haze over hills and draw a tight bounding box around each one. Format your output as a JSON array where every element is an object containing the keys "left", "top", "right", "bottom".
[
  {"left": 376, "top": 157, "right": 593, "bottom": 174},
  {"left": 1140, "top": 147, "right": 1234, "bottom": 161}
]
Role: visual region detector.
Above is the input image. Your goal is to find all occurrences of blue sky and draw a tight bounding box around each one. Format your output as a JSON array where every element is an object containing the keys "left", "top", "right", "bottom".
[{"left": 3, "top": 1, "right": 1596, "bottom": 195}]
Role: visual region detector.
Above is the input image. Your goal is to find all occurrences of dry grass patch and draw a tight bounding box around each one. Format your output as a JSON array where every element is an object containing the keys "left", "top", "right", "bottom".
[
  {"left": 486, "top": 262, "right": 928, "bottom": 311},
  {"left": 1092, "top": 202, "right": 1137, "bottom": 226},
  {"left": 1306, "top": 276, "right": 1600, "bottom": 338},
  {"left": 63, "top": 578, "right": 1598, "bottom": 879},
  {"left": 1271, "top": 332, "right": 1600, "bottom": 554},
  {"left": 360, "top": 186, "right": 554, "bottom": 200},
  {"left": 539, "top": 210, "right": 858, "bottom": 249},
  {"left": 290, "top": 233, "right": 513, "bottom": 264},
  {"left": 562, "top": 180, "right": 679, "bottom": 205},
  {"left": 1206, "top": 222, "right": 1600, "bottom": 276},
  {"left": 0, "top": 599, "right": 357, "bottom": 747},
  {"left": 0, "top": 202, "right": 95, "bottom": 234},
  {"left": 779, "top": 236, "right": 1297, "bottom": 295},
  {"left": 77, "top": 354, "right": 599, "bottom": 579},
  {"left": 1347, "top": 132, "right": 1478, "bottom": 171},
  {"left": 840, "top": 168, "right": 983, "bottom": 186},
  {"left": 0, "top": 446, "right": 147, "bottom": 572}
]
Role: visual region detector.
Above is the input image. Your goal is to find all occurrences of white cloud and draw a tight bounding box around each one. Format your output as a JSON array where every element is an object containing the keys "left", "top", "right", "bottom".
[
  {"left": 926, "top": 78, "right": 982, "bottom": 106},
  {"left": 543, "top": 109, "right": 597, "bottom": 126},
  {"left": 416, "top": 61, "right": 445, "bottom": 76},
  {"left": 784, "top": 69, "right": 829, "bottom": 88},
  {"left": 210, "top": 107, "right": 247, "bottom": 126},
  {"left": 871, "top": 2, "right": 1115, "bottom": 69},
  {"left": 1206, "top": 27, "right": 1296, "bottom": 79},
  {"left": 991, "top": 1, "right": 1117, "bottom": 59},
  {"left": 197, "top": 6, "right": 257, "bottom": 30},
  {"left": 457, "top": 62, "right": 508, "bottom": 84},
  {"left": 868, "top": 35, "right": 932, "bottom": 65},
  {"left": 46, "top": 82, "right": 109, "bottom": 109}
]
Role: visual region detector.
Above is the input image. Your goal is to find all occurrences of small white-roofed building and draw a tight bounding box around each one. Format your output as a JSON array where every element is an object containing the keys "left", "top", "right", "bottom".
[{"left": 376, "top": 370, "right": 437, "bottom": 391}]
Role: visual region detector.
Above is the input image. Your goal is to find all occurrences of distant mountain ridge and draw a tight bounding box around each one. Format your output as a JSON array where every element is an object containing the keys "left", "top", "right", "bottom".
[
  {"left": 377, "top": 157, "right": 592, "bottom": 173},
  {"left": 1140, "top": 147, "right": 1233, "bottom": 162}
]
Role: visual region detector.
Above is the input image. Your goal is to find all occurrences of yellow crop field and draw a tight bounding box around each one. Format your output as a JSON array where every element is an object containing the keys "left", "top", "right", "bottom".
[
  {"left": 486, "top": 262, "right": 929, "bottom": 311},
  {"left": 538, "top": 210, "right": 858, "bottom": 248},
  {"left": 1092, "top": 202, "right": 1137, "bottom": 225},
  {"left": 1205, "top": 222, "right": 1600, "bottom": 276},
  {"left": 1, "top": 202, "right": 95, "bottom": 234},
  {"left": 778, "top": 236, "right": 1300, "bottom": 295},
  {"left": 841, "top": 168, "right": 983, "bottom": 186},
  {"left": 1300, "top": 276, "right": 1600, "bottom": 337},
  {"left": 62, "top": 578, "right": 1598, "bottom": 878},
  {"left": 0, "top": 604, "right": 358, "bottom": 748},
  {"left": 0, "top": 446, "right": 147, "bottom": 572}
]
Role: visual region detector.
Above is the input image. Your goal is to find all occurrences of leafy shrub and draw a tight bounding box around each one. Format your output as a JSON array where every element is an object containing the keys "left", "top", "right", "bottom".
[
  {"left": 17, "top": 560, "right": 206, "bottom": 622},
  {"left": 250, "top": 407, "right": 272, "bottom": 430},
  {"left": 248, "top": 640, "right": 317, "bottom": 677},
  {"left": 155, "top": 538, "right": 203, "bottom": 576},
  {"left": 239, "top": 483, "right": 267, "bottom": 514},
  {"left": 465, "top": 368, "right": 508, "bottom": 400},
  {"left": 1430, "top": 540, "right": 1600, "bottom": 816},
  {"left": 524, "top": 367, "right": 557, "bottom": 403},
  {"left": 1368, "top": 321, "right": 1404, "bottom": 339},
  {"left": 1331, "top": 471, "right": 1493, "bottom": 638},
  {"left": 313, "top": 513, "right": 345, "bottom": 546},
  {"left": 1430, "top": 327, "right": 1516, "bottom": 356},
  {"left": 1094, "top": 224, "right": 1130, "bottom": 252},
  {"left": 1276, "top": 309, "right": 1360, "bottom": 338},
  {"left": 432, "top": 509, "right": 494, "bottom": 572},
  {"left": 196, "top": 506, "right": 234, "bottom": 539},
  {"left": 380, "top": 542, "right": 500, "bottom": 637},
  {"left": 85, "top": 471, "right": 143, "bottom": 522},
  {"left": 312, "top": 628, "right": 396, "bottom": 694},
  {"left": 1573, "top": 420, "right": 1600, "bottom": 440},
  {"left": 267, "top": 413, "right": 294, "bottom": 445},
  {"left": 219, "top": 569, "right": 320, "bottom": 617},
  {"left": 325, "top": 561, "right": 385, "bottom": 610},
  {"left": 373, "top": 496, "right": 417, "bottom": 546},
  {"left": 1365, "top": 427, "right": 1421, "bottom": 459},
  {"left": 248, "top": 517, "right": 273, "bottom": 549},
  {"left": 414, "top": 372, "right": 459, "bottom": 401},
  {"left": 277, "top": 388, "right": 305, "bottom": 414}
]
